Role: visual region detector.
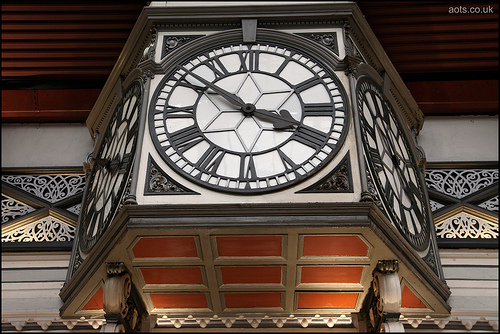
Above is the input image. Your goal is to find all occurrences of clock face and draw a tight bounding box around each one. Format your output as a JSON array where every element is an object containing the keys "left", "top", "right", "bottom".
[
  {"left": 357, "top": 78, "right": 430, "bottom": 251},
  {"left": 79, "top": 82, "right": 142, "bottom": 253},
  {"left": 149, "top": 42, "right": 349, "bottom": 194}
]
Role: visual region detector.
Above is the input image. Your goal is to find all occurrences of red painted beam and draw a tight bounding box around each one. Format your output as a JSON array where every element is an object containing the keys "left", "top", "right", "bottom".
[
  {"left": 406, "top": 79, "right": 498, "bottom": 116},
  {"left": 2, "top": 88, "right": 100, "bottom": 122}
]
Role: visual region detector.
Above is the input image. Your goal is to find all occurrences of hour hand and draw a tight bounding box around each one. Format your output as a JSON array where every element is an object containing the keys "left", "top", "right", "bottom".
[
  {"left": 253, "top": 109, "right": 300, "bottom": 129},
  {"left": 178, "top": 66, "right": 246, "bottom": 108}
]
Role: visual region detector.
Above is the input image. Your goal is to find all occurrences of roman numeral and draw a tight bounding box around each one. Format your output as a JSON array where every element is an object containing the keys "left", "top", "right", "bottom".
[
  {"left": 293, "top": 125, "right": 328, "bottom": 148},
  {"left": 369, "top": 147, "right": 383, "bottom": 170},
  {"left": 164, "top": 105, "right": 196, "bottom": 117},
  {"left": 240, "top": 154, "right": 257, "bottom": 180},
  {"left": 294, "top": 76, "right": 324, "bottom": 93},
  {"left": 237, "top": 50, "right": 258, "bottom": 72},
  {"left": 277, "top": 148, "right": 297, "bottom": 171},
  {"left": 203, "top": 54, "right": 229, "bottom": 78},
  {"left": 168, "top": 124, "right": 204, "bottom": 153},
  {"left": 197, "top": 145, "right": 225, "bottom": 173},
  {"left": 303, "top": 103, "right": 335, "bottom": 116}
]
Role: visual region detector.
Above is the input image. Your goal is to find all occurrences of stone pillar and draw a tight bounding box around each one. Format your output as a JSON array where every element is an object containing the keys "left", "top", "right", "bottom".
[
  {"left": 358, "top": 260, "right": 404, "bottom": 332},
  {"left": 101, "top": 263, "right": 145, "bottom": 332}
]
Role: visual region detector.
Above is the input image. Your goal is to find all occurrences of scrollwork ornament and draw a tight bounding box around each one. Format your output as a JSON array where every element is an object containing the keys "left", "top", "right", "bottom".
[
  {"left": 478, "top": 196, "right": 499, "bottom": 213},
  {"left": 141, "top": 27, "right": 157, "bottom": 62},
  {"left": 298, "top": 33, "right": 339, "bottom": 55},
  {"left": 376, "top": 260, "right": 399, "bottom": 274},
  {"left": 429, "top": 200, "right": 445, "bottom": 212},
  {"left": 366, "top": 171, "right": 383, "bottom": 208},
  {"left": 425, "top": 169, "right": 498, "bottom": 199},
  {"left": 343, "top": 21, "right": 353, "bottom": 56},
  {"left": 1, "top": 195, "right": 36, "bottom": 223},
  {"left": 149, "top": 164, "right": 186, "bottom": 193},
  {"left": 422, "top": 245, "right": 438, "bottom": 275},
  {"left": 2, "top": 217, "right": 75, "bottom": 242},
  {"left": 2, "top": 175, "right": 85, "bottom": 203},
  {"left": 71, "top": 249, "right": 84, "bottom": 275},
  {"left": 317, "top": 164, "right": 350, "bottom": 191},
  {"left": 66, "top": 203, "right": 82, "bottom": 215},
  {"left": 163, "top": 36, "right": 192, "bottom": 56},
  {"left": 435, "top": 212, "right": 498, "bottom": 239},
  {"left": 142, "top": 69, "right": 154, "bottom": 81}
]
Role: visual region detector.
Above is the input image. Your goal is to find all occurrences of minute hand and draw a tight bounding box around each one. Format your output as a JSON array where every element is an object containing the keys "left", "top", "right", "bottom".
[{"left": 179, "top": 66, "right": 246, "bottom": 107}]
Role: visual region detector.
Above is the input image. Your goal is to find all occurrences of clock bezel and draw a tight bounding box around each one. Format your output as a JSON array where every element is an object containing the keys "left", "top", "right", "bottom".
[
  {"left": 78, "top": 79, "right": 144, "bottom": 254},
  {"left": 355, "top": 74, "right": 431, "bottom": 251},
  {"left": 148, "top": 29, "right": 350, "bottom": 195}
]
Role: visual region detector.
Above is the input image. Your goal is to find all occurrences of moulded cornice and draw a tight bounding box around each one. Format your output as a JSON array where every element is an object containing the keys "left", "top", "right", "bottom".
[{"left": 86, "top": 1, "right": 423, "bottom": 135}]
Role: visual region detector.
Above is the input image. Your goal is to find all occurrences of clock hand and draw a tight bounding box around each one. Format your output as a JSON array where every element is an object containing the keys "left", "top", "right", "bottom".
[
  {"left": 178, "top": 66, "right": 299, "bottom": 129},
  {"left": 178, "top": 66, "right": 246, "bottom": 108},
  {"left": 253, "top": 108, "right": 300, "bottom": 129}
]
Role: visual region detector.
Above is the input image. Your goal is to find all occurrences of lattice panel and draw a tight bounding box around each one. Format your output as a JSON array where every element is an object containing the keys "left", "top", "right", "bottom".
[
  {"left": 425, "top": 169, "right": 498, "bottom": 200},
  {"left": 2, "top": 174, "right": 85, "bottom": 203},
  {"left": 1, "top": 172, "right": 84, "bottom": 249},
  {"left": 1, "top": 194, "right": 36, "bottom": 223},
  {"left": 2, "top": 216, "right": 76, "bottom": 243},
  {"left": 435, "top": 212, "right": 498, "bottom": 239}
]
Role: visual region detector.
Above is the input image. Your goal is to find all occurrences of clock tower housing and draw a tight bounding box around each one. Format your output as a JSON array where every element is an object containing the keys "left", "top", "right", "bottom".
[{"left": 60, "top": 2, "right": 451, "bottom": 331}]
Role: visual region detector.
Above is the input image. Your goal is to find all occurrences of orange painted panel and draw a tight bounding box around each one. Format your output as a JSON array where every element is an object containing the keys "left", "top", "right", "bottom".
[
  {"left": 216, "top": 236, "right": 282, "bottom": 257},
  {"left": 82, "top": 287, "right": 103, "bottom": 310},
  {"left": 221, "top": 266, "right": 282, "bottom": 284},
  {"left": 300, "top": 266, "right": 363, "bottom": 284},
  {"left": 224, "top": 292, "right": 281, "bottom": 308},
  {"left": 140, "top": 267, "right": 203, "bottom": 285},
  {"left": 297, "top": 292, "right": 358, "bottom": 309},
  {"left": 133, "top": 236, "right": 198, "bottom": 258},
  {"left": 303, "top": 235, "right": 368, "bottom": 257},
  {"left": 150, "top": 293, "right": 208, "bottom": 309},
  {"left": 401, "top": 285, "right": 427, "bottom": 308}
]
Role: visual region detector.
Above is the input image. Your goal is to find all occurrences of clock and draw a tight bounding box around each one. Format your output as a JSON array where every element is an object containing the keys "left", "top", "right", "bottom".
[
  {"left": 356, "top": 77, "right": 430, "bottom": 251},
  {"left": 149, "top": 41, "right": 349, "bottom": 194},
  {"left": 79, "top": 81, "right": 142, "bottom": 253}
]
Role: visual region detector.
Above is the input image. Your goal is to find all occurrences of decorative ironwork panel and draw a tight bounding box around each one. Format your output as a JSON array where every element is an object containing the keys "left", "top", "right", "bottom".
[
  {"left": 297, "top": 153, "right": 352, "bottom": 193},
  {"left": 296, "top": 32, "right": 339, "bottom": 56},
  {"left": 429, "top": 200, "right": 445, "bottom": 212},
  {"left": 2, "top": 175, "right": 86, "bottom": 203},
  {"left": 425, "top": 169, "right": 498, "bottom": 199},
  {"left": 161, "top": 35, "right": 204, "bottom": 59},
  {"left": 2, "top": 216, "right": 75, "bottom": 243},
  {"left": 145, "top": 155, "right": 199, "bottom": 195},
  {"left": 435, "top": 212, "right": 498, "bottom": 239},
  {"left": 66, "top": 203, "right": 82, "bottom": 216},
  {"left": 1, "top": 194, "right": 36, "bottom": 223},
  {"left": 478, "top": 196, "right": 499, "bottom": 213}
]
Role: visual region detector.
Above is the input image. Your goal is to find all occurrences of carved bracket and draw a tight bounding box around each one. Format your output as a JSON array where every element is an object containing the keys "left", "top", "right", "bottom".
[
  {"left": 359, "top": 260, "right": 404, "bottom": 332},
  {"left": 101, "top": 262, "right": 145, "bottom": 332}
]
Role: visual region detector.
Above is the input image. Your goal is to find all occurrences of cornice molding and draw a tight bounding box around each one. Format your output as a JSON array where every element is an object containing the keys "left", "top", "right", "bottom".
[{"left": 85, "top": 1, "right": 423, "bottom": 135}]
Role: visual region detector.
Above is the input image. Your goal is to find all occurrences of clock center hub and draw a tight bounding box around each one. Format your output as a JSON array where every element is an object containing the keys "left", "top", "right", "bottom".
[{"left": 242, "top": 103, "right": 256, "bottom": 116}]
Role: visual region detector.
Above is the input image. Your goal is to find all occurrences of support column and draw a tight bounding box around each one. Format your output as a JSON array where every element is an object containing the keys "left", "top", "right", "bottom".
[
  {"left": 358, "top": 260, "right": 404, "bottom": 332},
  {"left": 101, "top": 262, "right": 147, "bottom": 332}
]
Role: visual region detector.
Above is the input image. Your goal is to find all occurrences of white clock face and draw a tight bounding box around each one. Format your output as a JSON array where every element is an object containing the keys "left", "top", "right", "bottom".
[
  {"left": 150, "top": 43, "right": 349, "bottom": 194},
  {"left": 357, "top": 78, "right": 430, "bottom": 251},
  {"left": 79, "top": 82, "right": 142, "bottom": 253}
]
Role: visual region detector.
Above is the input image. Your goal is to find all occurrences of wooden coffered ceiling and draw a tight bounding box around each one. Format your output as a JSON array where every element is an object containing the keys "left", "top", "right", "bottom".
[{"left": 1, "top": 1, "right": 498, "bottom": 122}]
